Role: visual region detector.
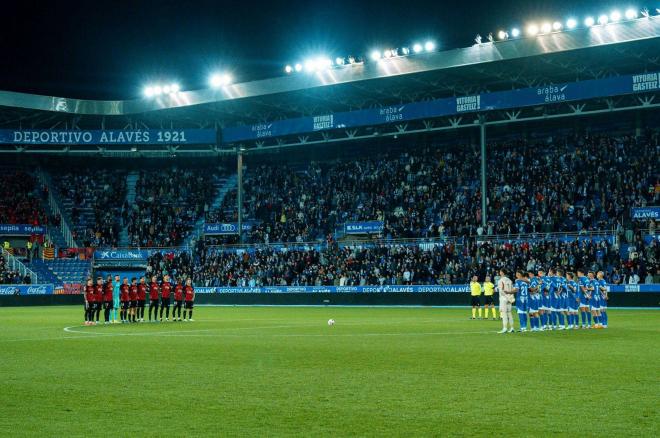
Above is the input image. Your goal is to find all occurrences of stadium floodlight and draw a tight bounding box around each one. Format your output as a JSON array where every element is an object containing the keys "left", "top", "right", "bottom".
[
  {"left": 540, "top": 22, "right": 552, "bottom": 33},
  {"left": 383, "top": 49, "right": 392, "bottom": 58},
  {"left": 320, "top": 57, "right": 332, "bottom": 68},
  {"left": 424, "top": 41, "right": 435, "bottom": 52},
  {"left": 335, "top": 57, "right": 345, "bottom": 66},
  {"left": 552, "top": 21, "right": 562, "bottom": 31},
  {"left": 143, "top": 86, "right": 154, "bottom": 98},
  {"left": 598, "top": 14, "right": 609, "bottom": 25},
  {"left": 497, "top": 30, "right": 508, "bottom": 40},
  {"left": 566, "top": 18, "right": 577, "bottom": 29},
  {"left": 304, "top": 59, "right": 316, "bottom": 72},
  {"left": 584, "top": 16, "right": 595, "bottom": 27},
  {"left": 294, "top": 63, "right": 303, "bottom": 72},
  {"left": 163, "top": 85, "right": 171, "bottom": 94},
  {"left": 170, "top": 83, "right": 180, "bottom": 93},
  {"left": 285, "top": 65, "right": 293, "bottom": 74},
  {"left": 400, "top": 47, "right": 410, "bottom": 55},
  {"left": 511, "top": 28, "right": 520, "bottom": 37},
  {"left": 370, "top": 50, "right": 381, "bottom": 61},
  {"left": 412, "top": 43, "right": 423, "bottom": 53},
  {"left": 625, "top": 8, "right": 638, "bottom": 19},
  {"left": 610, "top": 10, "right": 622, "bottom": 22},
  {"left": 152, "top": 85, "right": 163, "bottom": 96},
  {"left": 209, "top": 73, "right": 231, "bottom": 88},
  {"left": 348, "top": 56, "right": 356, "bottom": 64},
  {"left": 527, "top": 23, "right": 539, "bottom": 36}
]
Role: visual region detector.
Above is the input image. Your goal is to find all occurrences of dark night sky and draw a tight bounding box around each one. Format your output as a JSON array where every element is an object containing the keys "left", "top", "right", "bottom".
[{"left": 1, "top": 0, "right": 630, "bottom": 99}]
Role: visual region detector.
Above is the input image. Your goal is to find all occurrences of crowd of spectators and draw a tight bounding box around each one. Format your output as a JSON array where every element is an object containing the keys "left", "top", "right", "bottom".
[
  {"left": 0, "top": 170, "right": 47, "bottom": 225},
  {"left": 207, "top": 131, "right": 659, "bottom": 244},
  {"left": 0, "top": 256, "right": 31, "bottom": 285},
  {"left": 142, "top": 233, "right": 659, "bottom": 288},
  {"left": 125, "top": 167, "right": 217, "bottom": 247},
  {"left": 53, "top": 170, "right": 126, "bottom": 247}
]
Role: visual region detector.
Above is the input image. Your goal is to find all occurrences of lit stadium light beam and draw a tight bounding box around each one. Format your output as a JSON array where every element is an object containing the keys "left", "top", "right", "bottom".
[
  {"left": 335, "top": 57, "right": 345, "bottom": 66},
  {"left": 527, "top": 23, "right": 539, "bottom": 36},
  {"left": 152, "top": 85, "right": 162, "bottom": 96},
  {"left": 610, "top": 10, "right": 622, "bottom": 22},
  {"left": 163, "top": 85, "right": 171, "bottom": 94},
  {"left": 294, "top": 63, "right": 302, "bottom": 72},
  {"left": 383, "top": 49, "right": 392, "bottom": 58},
  {"left": 424, "top": 41, "right": 435, "bottom": 52},
  {"left": 412, "top": 43, "right": 423, "bottom": 53},
  {"left": 540, "top": 22, "right": 552, "bottom": 33},
  {"left": 143, "top": 86, "right": 154, "bottom": 98},
  {"left": 566, "top": 18, "right": 577, "bottom": 29},
  {"left": 209, "top": 73, "right": 232, "bottom": 88},
  {"left": 170, "top": 83, "right": 180, "bottom": 93},
  {"left": 370, "top": 50, "right": 381, "bottom": 61},
  {"left": 552, "top": 21, "right": 562, "bottom": 31},
  {"left": 285, "top": 65, "right": 293, "bottom": 73},
  {"left": 511, "top": 28, "right": 520, "bottom": 37},
  {"left": 584, "top": 16, "right": 595, "bottom": 27},
  {"left": 625, "top": 9, "right": 638, "bottom": 19},
  {"left": 400, "top": 47, "right": 410, "bottom": 55},
  {"left": 598, "top": 14, "right": 609, "bottom": 25},
  {"left": 497, "top": 30, "right": 508, "bottom": 40}
]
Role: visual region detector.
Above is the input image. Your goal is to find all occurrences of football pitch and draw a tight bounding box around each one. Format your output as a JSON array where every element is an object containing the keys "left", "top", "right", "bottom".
[{"left": 1, "top": 306, "right": 658, "bottom": 437}]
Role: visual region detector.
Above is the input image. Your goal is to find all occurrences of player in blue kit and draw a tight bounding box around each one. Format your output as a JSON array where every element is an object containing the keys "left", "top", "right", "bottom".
[
  {"left": 538, "top": 269, "right": 550, "bottom": 330},
  {"left": 566, "top": 272, "right": 580, "bottom": 329},
  {"left": 513, "top": 270, "right": 530, "bottom": 332},
  {"left": 597, "top": 271, "right": 609, "bottom": 328},
  {"left": 588, "top": 271, "right": 603, "bottom": 329},
  {"left": 527, "top": 271, "right": 541, "bottom": 331},
  {"left": 577, "top": 269, "right": 592, "bottom": 328},
  {"left": 555, "top": 269, "right": 568, "bottom": 330},
  {"left": 547, "top": 268, "right": 559, "bottom": 330}
]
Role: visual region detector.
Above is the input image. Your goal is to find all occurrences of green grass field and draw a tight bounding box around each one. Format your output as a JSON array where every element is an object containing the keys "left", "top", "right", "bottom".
[{"left": 1, "top": 306, "right": 658, "bottom": 437}]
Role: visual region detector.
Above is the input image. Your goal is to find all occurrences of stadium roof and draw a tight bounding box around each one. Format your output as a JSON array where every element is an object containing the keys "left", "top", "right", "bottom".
[{"left": 0, "top": 17, "right": 658, "bottom": 155}]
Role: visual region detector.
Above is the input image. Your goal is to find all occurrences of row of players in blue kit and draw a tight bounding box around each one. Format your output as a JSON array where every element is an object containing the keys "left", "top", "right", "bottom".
[{"left": 513, "top": 268, "right": 609, "bottom": 332}]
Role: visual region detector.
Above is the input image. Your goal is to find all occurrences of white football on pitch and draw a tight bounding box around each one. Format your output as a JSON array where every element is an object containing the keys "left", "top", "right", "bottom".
[{"left": 327, "top": 319, "right": 335, "bottom": 326}]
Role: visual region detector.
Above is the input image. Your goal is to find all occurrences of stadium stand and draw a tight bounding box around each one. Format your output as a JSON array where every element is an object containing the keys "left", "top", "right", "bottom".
[
  {"left": 51, "top": 169, "right": 127, "bottom": 247},
  {"left": 207, "top": 131, "right": 659, "bottom": 244},
  {"left": 125, "top": 166, "right": 222, "bottom": 247},
  {"left": 27, "top": 259, "right": 91, "bottom": 288},
  {"left": 189, "top": 237, "right": 657, "bottom": 287},
  {"left": 0, "top": 169, "right": 48, "bottom": 226}
]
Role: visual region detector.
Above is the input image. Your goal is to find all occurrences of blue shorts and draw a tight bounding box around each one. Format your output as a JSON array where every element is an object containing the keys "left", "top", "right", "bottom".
[
  {"left": 568, "top": 295, "right": 579, "bottom": 312},
  {"left": 559, "top": 294, "right": 568, "bottom": 312},
  {"left": 579, "top": 295, "right": 590, "bottom": 307},
  {"left": 528, "top": 296, "right": 539, "bottom": 313},
  {"left": 516, "top": 296, "right": 528, "bottom": 314},
  {"left": 590, "top": 295, "right": 601, "bottom": 311}
]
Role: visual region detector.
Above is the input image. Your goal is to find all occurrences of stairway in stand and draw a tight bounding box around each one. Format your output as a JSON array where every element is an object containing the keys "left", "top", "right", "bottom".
[{"left": 118, "top": 171, "right": 139, "bottom": 247}]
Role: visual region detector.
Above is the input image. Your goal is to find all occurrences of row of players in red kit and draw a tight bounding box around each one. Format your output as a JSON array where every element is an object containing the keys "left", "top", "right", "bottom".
[{"left": 83, "top": 275, "right": 196, "bottom": 325}]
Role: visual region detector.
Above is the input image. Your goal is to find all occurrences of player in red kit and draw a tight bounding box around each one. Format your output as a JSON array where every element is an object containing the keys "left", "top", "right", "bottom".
[
  {"left": 119, "top": 278, "right": 130, "bottom": 323},
  {"left": 137, "top": 276, "right": 147, "bottom": 322},
  {"left": 173, "top": 278, "right": 184, "bottom": 321},
  {"left": 84, "top": 278, "right": 95, "bottom": 325},
  {"left": 148, "top": 276, "right": 160, "bottom": 322},
  {"left": 160, "top": 274, "right": 172, "bottom": 322},
  {"left": 129, "top": 278, "right": 138, "bottom": 323},
  {"left": 183, "top": 278, "right": 195, "bottom": 322},
  {"left": 103, "top": 275, "right": 114, "bottom": 324},
  {"left": 93, "top": 277, "right": 104, "bottom": 324}
]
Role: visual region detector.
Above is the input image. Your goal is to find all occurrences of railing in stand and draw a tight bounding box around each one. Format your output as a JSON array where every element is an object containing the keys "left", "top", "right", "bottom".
[{"left": 1, "top": 247, "right": 38, "bottom": 284}]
